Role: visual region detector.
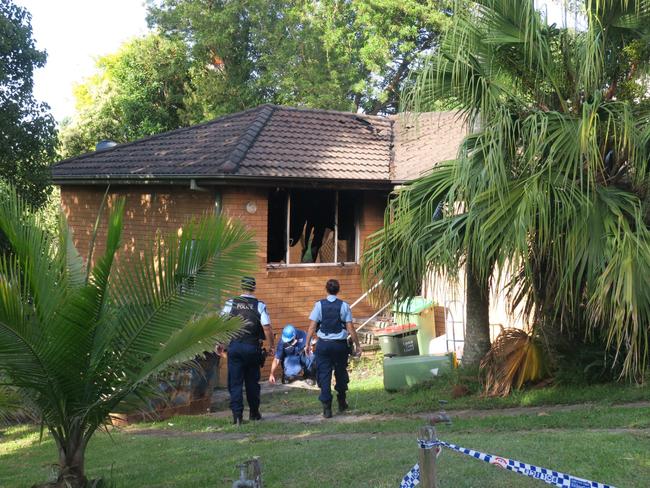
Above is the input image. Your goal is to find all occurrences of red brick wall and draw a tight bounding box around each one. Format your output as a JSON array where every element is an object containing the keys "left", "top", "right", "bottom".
[
  {"left": 61, "top": 185, "right": 219, "bottom": 263},
  {"left": 60, "top": 184, "right": 387, "bottom": 372}
]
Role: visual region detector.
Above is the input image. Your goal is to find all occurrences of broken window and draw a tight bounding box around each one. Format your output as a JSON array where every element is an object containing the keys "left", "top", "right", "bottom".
[
  {"left": 267, "top": 189, "right": 288, "bottom": 263},
  {"left": 266, "top": 189, "right": 358, "bottom": 265}
]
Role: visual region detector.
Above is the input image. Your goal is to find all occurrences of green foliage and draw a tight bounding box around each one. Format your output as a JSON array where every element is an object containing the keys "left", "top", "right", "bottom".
[
  {"left": 0, "top": 381, "right": 34, "bottom": 423},
  {"left": 0, "top": 186, "right": 256, "bottom": 485},
  {"left": 363, "top": 0, "right": 650, "bottom": 380},
  {"left": 147, "top": 0, "right": 453, "bottom": 121},
  {"left": 553, "top": 339, "right": 625, "bottom": 386},
  {"left": 59, "top": 34, "right": 191, "bottom": 158},
  {"left": 0, "top": 1, "right": 57, "bottom": 208},
  {"left": 61, "top": 2, "right": 456, "bottom": 158}
]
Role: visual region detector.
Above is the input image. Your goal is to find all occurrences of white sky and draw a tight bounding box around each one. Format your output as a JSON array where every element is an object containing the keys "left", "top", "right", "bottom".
[
  {"left": 18, "top": 0, "right": 572, "bottom": 124},
  {"left": 17, "top": 0, "right": 148, "bottom": 122}
]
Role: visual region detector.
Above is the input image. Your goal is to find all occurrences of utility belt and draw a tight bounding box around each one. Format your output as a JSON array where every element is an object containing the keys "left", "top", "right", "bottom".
[
  {"left": 229, "top": 339, "right": 268, "bottom": 368},
  {"left": 232, "top": 338, "right": 261, "bottom": 346},
  {"left": 317, "top": 337, "right": 355, "bottom": 356}
]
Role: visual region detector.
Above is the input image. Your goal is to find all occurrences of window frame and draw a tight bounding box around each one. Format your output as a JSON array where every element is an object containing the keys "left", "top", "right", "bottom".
[{"left": 269, "top": 189, "right": 359, "bottom": 268}]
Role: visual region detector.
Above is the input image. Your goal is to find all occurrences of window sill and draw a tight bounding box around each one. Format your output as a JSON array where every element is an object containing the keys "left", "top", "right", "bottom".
[
  {"left": 266, "top": 262, "right": 358, "bottom": 269},
  {"left": 265, "top": 263, "right": 360, "bottom": 276}
]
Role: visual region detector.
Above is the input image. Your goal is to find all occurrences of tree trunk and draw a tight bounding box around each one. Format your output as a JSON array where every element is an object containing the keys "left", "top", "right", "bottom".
[
  {"left": 463, "top": 264, "right": 491, "bottom": 368},
  {"left": 55, "top": 434, "right": 88, "bottom": 488}
]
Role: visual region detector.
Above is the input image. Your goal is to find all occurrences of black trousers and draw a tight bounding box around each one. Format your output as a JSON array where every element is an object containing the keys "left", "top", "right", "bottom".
[
  {"left": 315, "top": 339, "right": 349, "bottom": 403},
  {"left": 227, "top": 341, "right": 261, "bottom": 416}
]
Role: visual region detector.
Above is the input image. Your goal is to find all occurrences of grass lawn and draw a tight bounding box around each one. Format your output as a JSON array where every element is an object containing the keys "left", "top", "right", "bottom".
[
  {"left": 261, "top": 354, "right": 650, "bottom": 415},
  {"left": 2, "top": 357, "right": 649, "bottom": 487},
  {"left": 2, "top": 405, "right": 649, "bottom": 487}
]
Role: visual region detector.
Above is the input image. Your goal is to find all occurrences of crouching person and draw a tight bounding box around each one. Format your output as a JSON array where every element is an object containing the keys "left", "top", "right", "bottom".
[
  {"left": 268, "top": 325, "right": 315, "bottom": 385},
  {"left": 305, "top": 279, "right": 362, "bottom": 418}
]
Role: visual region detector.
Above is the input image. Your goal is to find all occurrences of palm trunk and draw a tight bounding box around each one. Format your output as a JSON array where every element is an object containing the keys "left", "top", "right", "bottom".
[
  {"left": 55, "top": 432, "right": 88, "bottom": 488},
  {"left": 463, "top": 264, "right": 491, "bottom": 368}
]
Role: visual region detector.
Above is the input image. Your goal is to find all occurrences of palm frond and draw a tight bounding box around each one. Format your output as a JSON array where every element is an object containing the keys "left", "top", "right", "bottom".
[
  {"left": 481, "top": 328, "right": 547, "bottom": 397},
  {"left": 0, "top": 186, "right": 66, "bottom": 326},
  {"left": 0, "top": 185, "right": 258, "bottom": 479}
]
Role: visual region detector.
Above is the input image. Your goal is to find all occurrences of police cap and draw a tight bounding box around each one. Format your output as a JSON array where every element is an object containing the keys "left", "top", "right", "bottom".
[{"left": 241, "top": 276, "right": 256, "bottom": 291}]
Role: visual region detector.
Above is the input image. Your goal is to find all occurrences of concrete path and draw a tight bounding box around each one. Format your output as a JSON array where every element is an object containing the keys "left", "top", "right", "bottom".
[{"left": 211, "top": 379, "right": 318, "bottom": 408}]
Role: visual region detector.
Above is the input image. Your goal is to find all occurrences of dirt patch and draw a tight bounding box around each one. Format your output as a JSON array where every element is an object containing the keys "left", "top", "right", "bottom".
[
  {"left": 208, "top": 400, "right": 650, "bottom": 424},
  {"left": 125, "top": 429, "right": 394, "bottom": 442},
  {"left": 256, "top": 400, "right": 650, "bottom": 423}
]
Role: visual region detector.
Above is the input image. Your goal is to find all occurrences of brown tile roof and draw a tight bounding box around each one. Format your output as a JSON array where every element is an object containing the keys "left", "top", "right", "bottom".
[
  {"left": 392, "top": 111, "right": 469, "bottom": 182},
  {"left": 51, "top": 105, "right": 466, "bottom": 184}
]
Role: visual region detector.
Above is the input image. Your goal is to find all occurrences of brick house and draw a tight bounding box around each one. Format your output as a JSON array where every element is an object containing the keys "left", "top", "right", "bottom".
[{"left": 51, "top": 105, "right": 467, "bottom": 355}]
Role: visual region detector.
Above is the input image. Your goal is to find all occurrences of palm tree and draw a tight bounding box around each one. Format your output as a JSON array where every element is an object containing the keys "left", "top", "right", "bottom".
[
  {"left": 0, "top": 186, "right": 256, "bottom": 487},
  {"left": 363, "top": 0, "right": 650, "bottom": 378}
]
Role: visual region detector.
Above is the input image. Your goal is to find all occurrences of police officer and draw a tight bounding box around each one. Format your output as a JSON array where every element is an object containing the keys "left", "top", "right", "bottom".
[
  {"left": 268, "top": 325, "right": 315, "bottom": 385},
  {"left": 305, "top": 279, "right": 362, "bottom": 418},
  {"left": 223, "top": 276, "right": 274, "bottom": 425}
]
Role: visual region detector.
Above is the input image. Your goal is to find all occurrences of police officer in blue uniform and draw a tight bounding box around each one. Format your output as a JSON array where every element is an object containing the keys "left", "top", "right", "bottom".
[
  {"left": 223, "top": 276, "right": 274, "bottom": 425},
  {"left": 305, "top": 279, "right": 362, "bottom": 418}
]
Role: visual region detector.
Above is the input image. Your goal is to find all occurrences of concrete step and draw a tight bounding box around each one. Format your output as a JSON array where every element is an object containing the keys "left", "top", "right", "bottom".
[{"left": 353, "top": 316, "right": 394, "bottom": 347}]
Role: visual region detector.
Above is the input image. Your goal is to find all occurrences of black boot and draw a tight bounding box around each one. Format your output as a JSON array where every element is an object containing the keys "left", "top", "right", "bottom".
[
  {"left": 337, "top": 395, "right": 348, "bottom": 413},
  {"left": 249, "top": 409, "right": 262, "bottom": 421},
  {"left": 232, "top": 413, "right": 243, "bottom": 426},
  {"left": 322, "top": 401, "right": 332, "bottom": 419}
]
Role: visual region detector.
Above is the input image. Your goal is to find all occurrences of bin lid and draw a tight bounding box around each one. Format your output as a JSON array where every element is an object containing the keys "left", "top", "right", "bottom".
[
  {"left": 392, "top": 296, "right": 434, "bottom": 314},
  {"left": 375, "top": 323, "right": 419, "bottom": 337}
]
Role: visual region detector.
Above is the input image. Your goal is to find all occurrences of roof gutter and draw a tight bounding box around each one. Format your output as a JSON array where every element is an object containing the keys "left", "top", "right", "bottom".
[{"left": 52, "top": 173, "right": 395, "bottom": 190}]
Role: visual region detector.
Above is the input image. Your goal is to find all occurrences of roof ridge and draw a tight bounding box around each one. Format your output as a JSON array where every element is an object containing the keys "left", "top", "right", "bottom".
[
  {"left": 221, "top": 105, "right": 276, "bottom": 173},
  {"left": 52, "top": 105, "right": 269, "bottom": 167},
  {"left": 268, "top": 104, "right": 391, "bottom": 122},
  {"left": 388, "top": 118, "right": 396, "bottom": 180}
]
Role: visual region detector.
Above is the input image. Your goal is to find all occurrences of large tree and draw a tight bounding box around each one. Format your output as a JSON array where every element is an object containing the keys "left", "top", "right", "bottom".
[
  {"left": 61, "top": 1, "right": 453, "bottom": 157},
  {"left": 59, "top": 34, "right": 191, "bottom": 158},
  {"left": 0, "top": 187, "right": 256, "bottom": 487},
  {"left": 0, "top": 1, "right": 56, "bottom": 208},
  {"left": 363, "top": 0, "right": 650, "bottom": 378},
  {"left": 146, "top": 0, "right": 453, "bottom": 120}
]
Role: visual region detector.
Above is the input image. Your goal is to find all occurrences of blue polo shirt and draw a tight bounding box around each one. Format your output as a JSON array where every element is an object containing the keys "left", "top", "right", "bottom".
[
  {"left": 309, "top": 294, "right": 353, "bottom": 340},
  {"left": 275, "top": 329, "right": 307, "bottom": 377}
]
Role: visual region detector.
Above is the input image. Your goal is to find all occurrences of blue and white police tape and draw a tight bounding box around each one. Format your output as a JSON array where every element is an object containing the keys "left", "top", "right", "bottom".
[
  {"left": 399, "top": 440, "right": 440, "bottom": 488},
  {"left": 400, "top": 439, "right": 616, "bottom": 488}
]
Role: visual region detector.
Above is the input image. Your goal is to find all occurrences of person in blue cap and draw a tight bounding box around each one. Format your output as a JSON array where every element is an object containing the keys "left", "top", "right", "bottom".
[
  {"left": 222, "top": 276, "right": 274, "bottom": 425},
  {"left": 305, "top": 279, "right": 362, "bottom": 418},
  {"left": 268, "top": 325, "right": 315, "bottom": 385}
]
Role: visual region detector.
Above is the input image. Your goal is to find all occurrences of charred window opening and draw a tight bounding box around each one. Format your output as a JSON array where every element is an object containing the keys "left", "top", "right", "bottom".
[
  {"left": 337, "top": 191, "right": 357, "bottom": 263},
  {"left": 267, "top": 188, "right": 358, "bottom": 265},
  {"left": 267, "top": 189, "right": 288, "bottom": 263}
]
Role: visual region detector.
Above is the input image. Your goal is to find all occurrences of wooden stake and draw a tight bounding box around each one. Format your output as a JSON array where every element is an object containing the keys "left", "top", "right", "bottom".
[{"left": 418, "top": 425, "right": 438, "bottom": 488}]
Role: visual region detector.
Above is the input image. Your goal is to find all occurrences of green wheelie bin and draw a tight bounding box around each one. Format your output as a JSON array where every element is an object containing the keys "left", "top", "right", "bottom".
[
  {"left": 375, "top": 324, "right": 420, "bottom": 357},
  {"left": 393, "top": 297, "right": 436, "bottom": 355}
]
